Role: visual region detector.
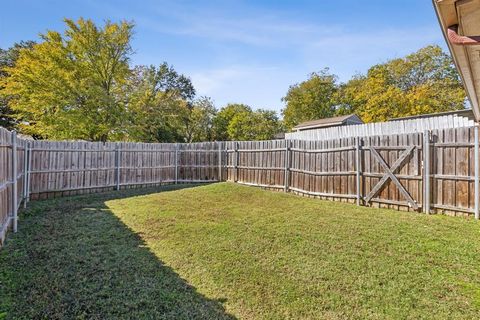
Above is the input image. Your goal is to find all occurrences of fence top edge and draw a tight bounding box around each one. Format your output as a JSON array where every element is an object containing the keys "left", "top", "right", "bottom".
[{"left": 1, "top": 125, "right": 479, "bottom": 147}]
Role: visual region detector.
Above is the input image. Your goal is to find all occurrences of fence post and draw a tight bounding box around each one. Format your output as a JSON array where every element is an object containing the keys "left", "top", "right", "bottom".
[
  {"left": 355, "top": 137, "right": 362, "bottom": 206},
  {"left": 284, "top": 140, "right": 290, "bottom": 192},
  {"left": 26, "top": 141, "right": 32, "bottom": 204},
  {"left": 475, "top": 126, "right": 479, "bottom": 220},
  {"left": 224, "top": 145, "right": 228, "bottom": 181},
  {"left": 423, "top": 130, "right": 430, "bottom": 214},
  {"left": 234, "top": 142, "right": 239, "bottom": 183},
  {"left": 115, "top": 145, "right": 120, "bottom": 190},
  {"left": 175, "top": 143, "right": 179, "bottom": 184},
  {"left": 23, "top": 141, "right": 28, "bottom": 208},
  {"left": 218, "top": 142, "right": 222, "bottom": 181},
  {"left": 11, "top": 131, "right": 18, "bottom": 232}
]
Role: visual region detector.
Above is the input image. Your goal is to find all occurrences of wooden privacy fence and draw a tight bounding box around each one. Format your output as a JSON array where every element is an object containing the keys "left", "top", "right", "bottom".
[
  {"left": 0, "top": 128, "right": 27, "bottom": 244},
  {"left": 27, "top": 140, "right": 223, "bottom": 199},
  {"left": 1, "top": 125, "right": 480, "bottom": 245},
  {"left": 225, "top": 126, "right": 480, "bottom": 218}
]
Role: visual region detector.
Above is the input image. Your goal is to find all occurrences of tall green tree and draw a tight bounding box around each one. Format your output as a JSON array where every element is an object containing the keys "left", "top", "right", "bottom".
[
  {"left": 1, "top": 18, "right": 134, "bottom": 141},
  {"left": 127, "top": 63, "right": 196, "bottom": 142},
  {"left": 0, "top": 41, "right": 36, "bottom": 129},
  {"left": 213, "top": 103, "right": 252, "bottom": 140},
  {"left": 282, "top": 69, "right": 338, "bottom": 129},
  {"left": 178, "top": 97, "right": 217, "bottom": 142},
  {"left": 337, "top": 45, "right": 466, "bottom": 122},
  {"left": 226, "top": 108, "right": 282, "bottom": 141}
]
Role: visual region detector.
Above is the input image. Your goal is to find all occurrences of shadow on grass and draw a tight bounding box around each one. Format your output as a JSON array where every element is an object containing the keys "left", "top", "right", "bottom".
[{"left": 0, "top": 184, "right": 235, "bottom": 319}]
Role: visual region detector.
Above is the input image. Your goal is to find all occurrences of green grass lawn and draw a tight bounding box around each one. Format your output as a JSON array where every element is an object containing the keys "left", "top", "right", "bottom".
[{"left": 1, "top": 183, "right": 480, "bottom": 319}]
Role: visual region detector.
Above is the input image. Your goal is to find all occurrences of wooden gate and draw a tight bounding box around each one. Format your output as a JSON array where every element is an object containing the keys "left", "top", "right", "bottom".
[{"left": 361, "top": 133, "right": 424, "bottom": 211}]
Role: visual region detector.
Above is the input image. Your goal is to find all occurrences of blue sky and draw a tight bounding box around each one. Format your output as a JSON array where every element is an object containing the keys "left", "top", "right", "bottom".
[{"left": 1, "top": 0, "right": 446, "bottom": 112}]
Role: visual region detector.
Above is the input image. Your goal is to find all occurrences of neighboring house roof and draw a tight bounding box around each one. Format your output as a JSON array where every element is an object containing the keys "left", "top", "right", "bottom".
[
  {"left": 17, "top": 133, "right": 34, "bottom": 140},
  {"left": 433, "top": 0, "right": 480, "bottom": 122},
  {"left": 292, "top": 114, "right": 363, "bottom": 131},
  {"left": 388, "top": 109, "right": 475, "bottom": 122}
]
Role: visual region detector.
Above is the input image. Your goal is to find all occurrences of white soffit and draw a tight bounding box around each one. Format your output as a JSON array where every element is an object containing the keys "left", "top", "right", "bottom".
[{"left": 433, "top": 0, "right": 480, "bottom": 121}]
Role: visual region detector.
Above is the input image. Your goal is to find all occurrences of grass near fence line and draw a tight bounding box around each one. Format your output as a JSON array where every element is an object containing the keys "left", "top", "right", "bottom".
[{"left": 1, "top": 183, "right": 480, "bottom": 319}]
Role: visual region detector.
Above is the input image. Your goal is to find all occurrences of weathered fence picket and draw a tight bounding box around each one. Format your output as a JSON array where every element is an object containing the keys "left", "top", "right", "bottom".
[
  {"left": 424, "top": 131, "right": 431, "bottom": 214},
  {"left": 11, "top": 132, "right": 17, "bottom": 232},
  {"left": 0, "top": 128, "right": 26, "bottom": 244},
  {"left": 355, "top": 137, "right": 361, "bottom": 206},
  {"left": 475, "top": 127, "right": 480, "bottom": 219}
]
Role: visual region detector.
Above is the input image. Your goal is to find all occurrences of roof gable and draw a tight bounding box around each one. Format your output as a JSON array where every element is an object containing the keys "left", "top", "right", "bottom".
[{"left": 433, "top": 0, "right": 480, "bottom": 122}]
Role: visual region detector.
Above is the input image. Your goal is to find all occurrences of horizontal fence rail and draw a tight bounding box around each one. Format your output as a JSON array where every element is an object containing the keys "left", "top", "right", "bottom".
[{"left": 1, "top": 125, "right": 480, "bottom": 246}]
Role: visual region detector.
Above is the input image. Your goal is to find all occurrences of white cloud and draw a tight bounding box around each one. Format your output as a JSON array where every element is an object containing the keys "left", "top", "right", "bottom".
[
  {"left": 191, "top": 66, "right": 249, "bottom": 94},
  {"left": 189, "top": 64, "right": 305, "bottom": 112},
  {"left": 184, "top": 26, "right": 445, "bottom": 110},
  {"left": 126, "top": 0, "right": 343, "bottom": 48},
  {"left": 302, "top": 26, "right": 445, "bottom": 81},
  {"left": 83, "top": 0, "right": 447, "bottom": 110},
  {"left": 138, "top": 14, "right": 335, "bottom": 47}
]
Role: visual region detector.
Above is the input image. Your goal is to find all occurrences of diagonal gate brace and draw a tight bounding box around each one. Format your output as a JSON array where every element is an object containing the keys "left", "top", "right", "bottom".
[{"left": 365, "top": 146, "right": 418, "bottom": 210}]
